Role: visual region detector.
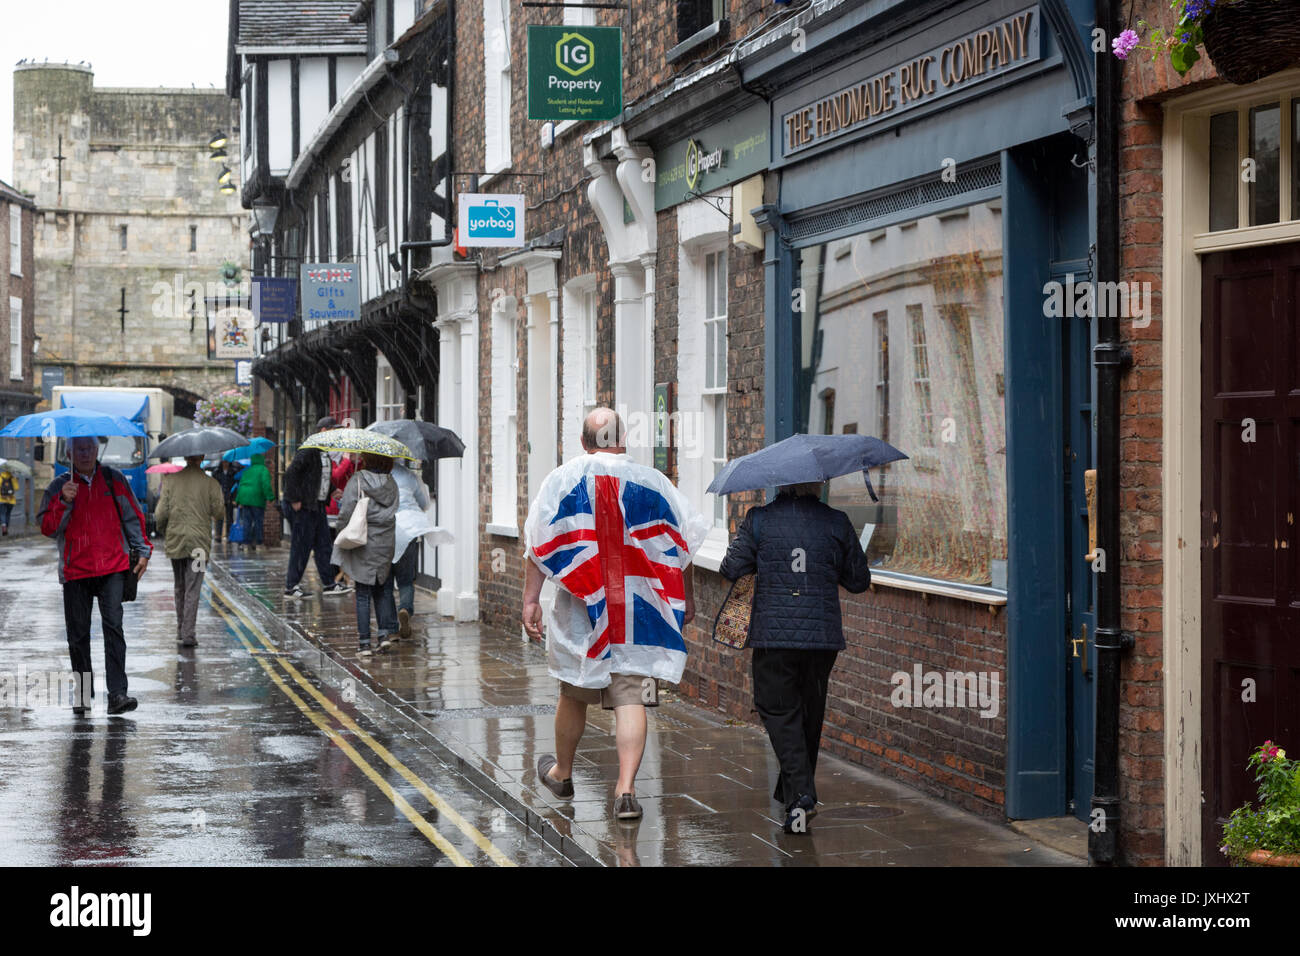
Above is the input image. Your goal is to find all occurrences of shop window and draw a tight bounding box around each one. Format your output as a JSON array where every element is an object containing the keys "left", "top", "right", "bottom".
[
  {"left": 484, "top": 0, "right": 512, "bottom": 175},
  {"left": 794, "top": 201, "right": 1007, "bottom": 588},
  {"left": 9, "top": 208, "right": 21, "bottom": 277}
]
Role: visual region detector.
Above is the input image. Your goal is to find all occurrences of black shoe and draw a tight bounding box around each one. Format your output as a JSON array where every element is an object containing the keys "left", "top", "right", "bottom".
[
  {"left": 107, "top": 693, "right": 138, "bottom": 715},
  {"left": 783, "top": 794, "right": 816, "bottom": 834},
  {"left": 537, "top": 755, "right": 575, "bottom": 799},
  {"left": 71, "top": 705, "right": 88, "bottom": 717}
]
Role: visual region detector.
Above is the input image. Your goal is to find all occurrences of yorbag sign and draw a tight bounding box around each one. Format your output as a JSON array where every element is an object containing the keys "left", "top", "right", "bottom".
[{"left": 457, "top": 193, "right": 525, "bottom": 247}]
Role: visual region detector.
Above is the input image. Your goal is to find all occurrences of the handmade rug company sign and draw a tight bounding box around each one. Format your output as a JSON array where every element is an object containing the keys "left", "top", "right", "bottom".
[
  {"left": 300, "top": 264, "right": 360, "bottom": 322},
  {"left": 781, "top": 6, "right": 1040, "bottom": 156},
  {"left": 527, "top": 25, "right": 622, "bottom": 121},
  {"left": 458, "top": 193, "right": 526, "bottom": 247}
]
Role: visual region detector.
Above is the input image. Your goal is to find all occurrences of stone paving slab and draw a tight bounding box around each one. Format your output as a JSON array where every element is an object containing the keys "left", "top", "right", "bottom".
[{"left": 206, "top": 541, "right": 1084, "bottom": 868}]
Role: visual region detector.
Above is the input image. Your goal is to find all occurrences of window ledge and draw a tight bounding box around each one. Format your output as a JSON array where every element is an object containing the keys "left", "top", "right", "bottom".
[
  {"left": 486, "top": 522, "right": 519, "bottom": 538},
  {"left": 479, "top": 165, "right": 512, "bottom": 189},
  {"left": 868, "top": 569, "right": 1007, "bottom": 608},
  {"left": 667, "top": 19, "right": 728, "bottom": 64},
  {"left": 691, "top": 529, "right": 729, "bottom": 572}
]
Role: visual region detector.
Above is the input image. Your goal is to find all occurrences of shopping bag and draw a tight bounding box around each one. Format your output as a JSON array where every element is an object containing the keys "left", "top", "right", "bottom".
[
  {"left": 711, "top": 574, "right": 755, "bottom": 649},
  {"left": 228, "top": 507, "right": 246, "bottom": 543},
  {"left": 334, "top": 492, "right": 369, "bottom": 549}
]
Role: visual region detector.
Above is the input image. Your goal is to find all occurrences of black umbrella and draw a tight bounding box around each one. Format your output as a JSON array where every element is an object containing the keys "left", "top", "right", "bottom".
[
  {"left": 150, "top": 426, "right": 249, "bottom": 460},
  {"left": 366, "top": 419, "right": 465, "bottom": 461},
  {"left": 706, "top": 433, "right": 908, "bottom": 502}
]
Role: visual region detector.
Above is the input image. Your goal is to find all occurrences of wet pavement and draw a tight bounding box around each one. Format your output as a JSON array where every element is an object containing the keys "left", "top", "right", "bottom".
[
  {"left": 198, "top": 541, "right": 1084, "bottom": 868},
  {"left": 0, "top": 539, "right": 565, "bottom": 866}
]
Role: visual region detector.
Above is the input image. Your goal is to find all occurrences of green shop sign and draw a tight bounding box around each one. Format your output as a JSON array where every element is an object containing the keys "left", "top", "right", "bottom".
[
  {"left": 654, "top": 102, "right": 769, "bottom": 211},
  {"left": 527, "top": 25, "right": 622, "bottom": 122}
]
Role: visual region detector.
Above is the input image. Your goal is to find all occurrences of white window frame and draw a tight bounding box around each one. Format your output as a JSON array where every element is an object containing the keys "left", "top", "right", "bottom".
[
  {"left": 483, "top": 0, "right": 512, "bottom": 177},
  {"left": 9, "top": 208, "right": 20, "bottom": 277},
  {"left": 907, "top": 303, "right": 934, "bottom": 447},
  {"left": 376, "top": 352, "right": 405, "bottom": 421},
  {"left": 563, "top": 0, "right": 597, "bottom": 27},
  {"left": 9, "top": 297, "right": 21, "bottom": 380},
  {"left": 561, "top": 275, "right": 598, "bottom": 461},
  {"left": 701, "top": 248, "right": 728, "bottom": 529}
]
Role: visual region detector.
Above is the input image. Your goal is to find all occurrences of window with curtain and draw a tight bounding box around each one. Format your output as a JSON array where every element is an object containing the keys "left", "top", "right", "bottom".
[
  {"left": 795, "top": 200, "right": 1007, "bottom": 588},
  {"left": 9, "top": 298, "right": 21, "bottom": 380},
  {"left": 703, "top": 249, "right": 728, "bottom": 528}
]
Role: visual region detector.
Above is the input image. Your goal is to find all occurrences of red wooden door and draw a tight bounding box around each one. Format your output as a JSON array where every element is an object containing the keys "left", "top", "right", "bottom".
[{"left": 1201, "top": 241, "right": 1300, "bottom": 864}]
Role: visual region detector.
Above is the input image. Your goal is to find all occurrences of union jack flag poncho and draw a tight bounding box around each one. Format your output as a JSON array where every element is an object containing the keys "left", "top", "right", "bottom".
[{"left": 524, "top": 453, "right": 710, "bottom": 688}]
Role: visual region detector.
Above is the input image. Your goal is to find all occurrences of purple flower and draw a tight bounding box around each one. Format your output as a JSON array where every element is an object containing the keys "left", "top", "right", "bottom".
[{"left": 1112, "top": 28, "right": 1140, "bottom": 60}]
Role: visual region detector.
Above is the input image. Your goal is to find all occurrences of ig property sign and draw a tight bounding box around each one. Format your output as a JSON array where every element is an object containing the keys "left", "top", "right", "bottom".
[{"left": 527, "top": 26, "right": 622, "bottom": 122}]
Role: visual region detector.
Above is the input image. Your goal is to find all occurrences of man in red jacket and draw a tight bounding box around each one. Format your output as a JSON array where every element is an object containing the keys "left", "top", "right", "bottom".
[{"left": 38, "top": 435, "right": 152, "bottom": 716}]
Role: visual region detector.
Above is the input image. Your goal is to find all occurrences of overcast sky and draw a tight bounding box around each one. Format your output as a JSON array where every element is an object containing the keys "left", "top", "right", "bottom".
[{"left": 0, "top": 0, "right": 231, "bottom": 185}]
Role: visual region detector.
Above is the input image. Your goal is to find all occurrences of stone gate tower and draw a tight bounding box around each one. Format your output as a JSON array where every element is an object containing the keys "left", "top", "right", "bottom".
[{"left": 12, "top": 63, "right": 248, "bottom": 418}]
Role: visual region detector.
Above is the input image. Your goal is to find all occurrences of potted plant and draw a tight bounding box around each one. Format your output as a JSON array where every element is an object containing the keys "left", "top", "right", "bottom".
[
  {"left": 1112, "top": 0, "right": 1300, "bottom": 85},
  {"left": 1219, "top": 740, "right": 1300, "bottom": 866}
]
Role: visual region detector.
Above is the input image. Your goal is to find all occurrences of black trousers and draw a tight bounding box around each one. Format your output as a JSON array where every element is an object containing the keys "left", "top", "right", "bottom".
[
  {"left": 752, "top": 647, "right": 838, "bottom": 809},
  {"left": 285, "top": 507, "right": 333, "bottom": 589},
  {"left": 63, "top": 571, "right": 129, "bottom": 699}
]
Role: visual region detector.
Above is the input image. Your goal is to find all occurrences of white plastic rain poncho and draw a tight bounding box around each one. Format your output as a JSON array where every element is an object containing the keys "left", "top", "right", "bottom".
[
  {"left": 524, "top": 452, "right": 710, "bottom": 688},
  {"left": 391, "top": 462, "right": 453, "bottom": 558}
]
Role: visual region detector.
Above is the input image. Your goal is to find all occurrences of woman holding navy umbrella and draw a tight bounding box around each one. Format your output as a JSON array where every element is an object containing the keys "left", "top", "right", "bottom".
[{"left": 712, "top": 434, "right": 902, "bottom": 835}]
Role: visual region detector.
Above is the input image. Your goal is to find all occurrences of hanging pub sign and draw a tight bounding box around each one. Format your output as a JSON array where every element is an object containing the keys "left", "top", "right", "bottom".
[
  {"left": 252, "top": 276, "right": 297, "bottom": 323},
  {"left": 212, "top": 305, "right": 255, "bottom": 359},
  {"left": 527, "top": 25, "right": 622, "bottom": 122},
  {"left": 457, "top": 193, "right": 526, "bottom": 247},
  {"left": 780, "top": 5, "right": 1041, "bottom": 157},
  {"left": 299, "top": 264, "right": 360, "bottom": 322}
]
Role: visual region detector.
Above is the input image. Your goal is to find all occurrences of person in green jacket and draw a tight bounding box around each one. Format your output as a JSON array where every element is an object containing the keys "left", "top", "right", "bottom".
[
  {"left": 234, "top": 451, "right": 274, "bottom": 553},
  {"left": 155, "top": 456, "right": 225, "bottom": 647}
]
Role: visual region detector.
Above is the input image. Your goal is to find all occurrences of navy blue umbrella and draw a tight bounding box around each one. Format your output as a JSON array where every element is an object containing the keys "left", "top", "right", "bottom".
[{"left": 706, "top": 433, "right": 908, "bottom": 502}]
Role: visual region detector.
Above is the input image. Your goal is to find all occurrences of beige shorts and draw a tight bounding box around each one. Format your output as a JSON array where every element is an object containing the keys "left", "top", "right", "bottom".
[{"left": 559, "top": 672, "right": 659, "bottom": 709}]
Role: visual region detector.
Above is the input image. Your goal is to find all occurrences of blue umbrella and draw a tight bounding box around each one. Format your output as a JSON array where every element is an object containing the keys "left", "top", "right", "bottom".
[
  {"left": 0, "top": 407, "right": 147, "bottom": 439},
  {"left": 706, "top": 433, "right": 908, "bottom": 502},
  {"left": 223, "top": 437, "right": 274, "bottom": 461}
]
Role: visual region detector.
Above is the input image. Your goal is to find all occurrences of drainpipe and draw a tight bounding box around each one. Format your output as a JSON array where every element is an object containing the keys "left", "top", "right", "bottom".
[{"left": 1091, "top": 0, "right": 1133, "bottom": 865}]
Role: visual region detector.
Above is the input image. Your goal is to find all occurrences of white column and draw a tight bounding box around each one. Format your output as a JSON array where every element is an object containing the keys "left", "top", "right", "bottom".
[
  {"left": 435, "top": 320, "right": 460, "bottom": 616},
  {"left": 456, "top": 316, "right": 479, "bottom": 621},
  {"left": 548, "top": 288, "right": 560, "bottom": 463}
]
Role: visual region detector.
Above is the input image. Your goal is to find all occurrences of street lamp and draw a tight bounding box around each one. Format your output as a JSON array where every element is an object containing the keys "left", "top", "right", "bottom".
[
  {"left": 252, "top": 199, "right": 279, "bottom": 236},
  {"left": 209, "top": 131, "right": 228, "bottom": 150},
  {"left": 209, "top": 147, "right": 228, "bottom": 162},
  {"left": 219, "top": 181, "right": 237, "bottom": 195},
  {"left": 217, "top": 166, "right": 234, "bottom": 186}
]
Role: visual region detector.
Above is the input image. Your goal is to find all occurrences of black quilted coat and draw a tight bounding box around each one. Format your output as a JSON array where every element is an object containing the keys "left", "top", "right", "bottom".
[{"left": 718, "top": 492, "right": 872, "bottom": 651}]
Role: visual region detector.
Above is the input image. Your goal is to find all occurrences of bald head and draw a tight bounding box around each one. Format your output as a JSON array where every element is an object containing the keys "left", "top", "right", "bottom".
[{"left": 581, "top": 407, "right": 625, "bottom": 454}]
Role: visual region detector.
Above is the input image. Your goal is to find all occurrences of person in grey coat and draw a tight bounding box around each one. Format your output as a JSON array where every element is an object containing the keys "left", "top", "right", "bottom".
[
  {"left": 719, "top": 481, "right": 872, "bottom": 834},
  {"left": 331, "top": 452, "right": 399, "bottom": 655}
]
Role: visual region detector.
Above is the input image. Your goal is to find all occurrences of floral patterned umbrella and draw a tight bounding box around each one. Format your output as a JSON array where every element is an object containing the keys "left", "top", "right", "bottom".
[{"left": 299, "top": 427, "right": 416, "bottom": 460}]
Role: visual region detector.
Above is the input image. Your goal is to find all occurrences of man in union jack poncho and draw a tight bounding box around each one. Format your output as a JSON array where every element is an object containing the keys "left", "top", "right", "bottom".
[{"left": 524, "top": 407, "right": 709, "bottom": 821}]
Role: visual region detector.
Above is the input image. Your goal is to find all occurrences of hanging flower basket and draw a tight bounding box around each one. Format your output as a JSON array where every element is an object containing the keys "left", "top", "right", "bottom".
[
  {"left": 1246, "top": 849, "right": 1300, "bottom": 866},
  {"left": 1202, "top": 0, "right": 1300, "bottom": 84}
]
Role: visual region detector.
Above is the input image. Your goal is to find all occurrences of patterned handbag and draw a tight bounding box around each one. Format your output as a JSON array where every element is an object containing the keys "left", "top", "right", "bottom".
[
  {"left": 712, "top": 573, "right": 756, "bottom": 649},
  {"left": 711, "top": 511, "right": 761, "bottom": 650}
]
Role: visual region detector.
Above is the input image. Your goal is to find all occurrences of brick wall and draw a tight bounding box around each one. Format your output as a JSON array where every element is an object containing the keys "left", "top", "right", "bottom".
[{"left": 1116, "top": 0, "right": 1224, "bottom": 865}]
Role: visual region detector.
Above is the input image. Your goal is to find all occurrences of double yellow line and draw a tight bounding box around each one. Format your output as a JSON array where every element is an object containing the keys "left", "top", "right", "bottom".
[{"left": 207, "top": 586, "right": 516, "bottom": 867}]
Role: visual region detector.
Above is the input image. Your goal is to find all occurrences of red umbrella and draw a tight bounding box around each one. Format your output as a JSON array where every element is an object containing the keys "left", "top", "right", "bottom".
[{"left": 146, "top": 463, "right": 183, "bottom": 474}]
